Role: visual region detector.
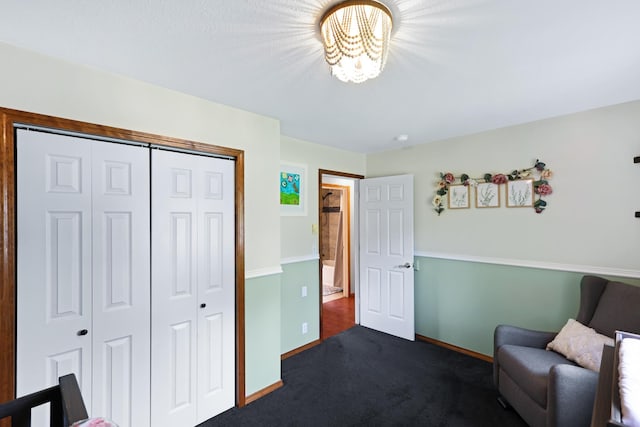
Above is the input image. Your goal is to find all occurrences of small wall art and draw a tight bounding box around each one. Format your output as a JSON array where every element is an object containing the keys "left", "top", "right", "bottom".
[
  {"left": 447, "top": 184, "right": 470, "bottom": 209},
  {"left": 475, "top": 182, "right": 500, "bottom": 208},
  {"left": 280, "top": 162, "right": 307, "bottom": 216},
  {"left": 506, "top": 179, "right": 534, "bottom": 207}
]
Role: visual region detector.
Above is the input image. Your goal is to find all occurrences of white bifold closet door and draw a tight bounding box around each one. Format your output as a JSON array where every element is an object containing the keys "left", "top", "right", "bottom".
[
  {"left": 16, "top": 129, "right": 151, "bottom": 427},
  {"left": 151, "top": 149, "right": 236, "bottom": 427}
]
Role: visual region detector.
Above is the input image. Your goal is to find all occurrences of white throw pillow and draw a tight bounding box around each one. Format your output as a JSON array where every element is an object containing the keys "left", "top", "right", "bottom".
[
  {"left": 619, "top": 337, "right": 640, "bottom": 427},
  {"left": 546, "top": 318, "right": 613, "bottom": 371}
]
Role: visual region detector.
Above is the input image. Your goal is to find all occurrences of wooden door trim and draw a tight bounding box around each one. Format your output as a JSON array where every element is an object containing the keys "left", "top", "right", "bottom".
[
  {"left": 321, "top": 183, "right": 351, "bottom": 297},
  {"left": 317, "top": 169, "right": 364, "bottom": 340},
  {"left": 0, "top": 107, "right": 246, "bottom": 408}
]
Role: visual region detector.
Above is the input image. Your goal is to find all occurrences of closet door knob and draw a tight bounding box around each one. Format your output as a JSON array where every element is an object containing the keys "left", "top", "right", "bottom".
[
  {"left": 77, "top": 329, "right": 88, "bottom": 336},
  {"left": 200, "top": 303, "right": 206, "bottom": 308}
]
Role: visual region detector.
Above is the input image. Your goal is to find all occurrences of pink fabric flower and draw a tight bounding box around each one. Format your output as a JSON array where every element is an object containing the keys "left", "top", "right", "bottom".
[
  {"left": 443, "top": 173, "right": 455, "bottom": 184},
  {"left": 536, "top": 183, "right": 553, "bottom": 196},
  {"left": 491, "top": 174, "right": 508, "bottom": 185},
  {"left": 72, "top": 418, "right": 117, "bottom": 427}
]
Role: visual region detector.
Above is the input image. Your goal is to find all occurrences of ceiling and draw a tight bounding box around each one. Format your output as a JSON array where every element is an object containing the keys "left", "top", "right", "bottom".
[{"left": 1, "top": 1, "right": 640, "bottom": 153}]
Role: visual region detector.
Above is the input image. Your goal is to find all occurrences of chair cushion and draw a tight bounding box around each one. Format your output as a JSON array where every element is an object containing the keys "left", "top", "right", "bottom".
[
  {"left": 498, "top": 344, "right": 576, "bottom": 407},
  {"left": 589, "top": 281, "right": 640, "bottom": 337}
]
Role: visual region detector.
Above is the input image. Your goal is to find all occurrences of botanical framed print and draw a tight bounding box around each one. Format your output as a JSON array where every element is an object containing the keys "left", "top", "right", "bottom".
[
  {"left": 280, "top": 162, "right": 307, "bottom": 216},
  {"left": 447, "top": 184, "right": 470, "bottom": 209},
  {"left": 506, "top": 179, "right": 534, "bottom": 207},
  {"left": 475, "top": 182, "right": 500, "bottom": 208}
]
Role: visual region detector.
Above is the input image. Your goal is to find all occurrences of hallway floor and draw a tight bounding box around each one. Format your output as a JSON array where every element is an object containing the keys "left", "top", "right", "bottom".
[{"left": 321, "top": 296, "right": 355, "bottom": 340}]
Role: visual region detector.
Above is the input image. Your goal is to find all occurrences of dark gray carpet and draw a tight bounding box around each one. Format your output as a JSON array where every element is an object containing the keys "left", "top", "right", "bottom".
[{"left": 200, "top": 326, "right": 527, "bottom": 427}]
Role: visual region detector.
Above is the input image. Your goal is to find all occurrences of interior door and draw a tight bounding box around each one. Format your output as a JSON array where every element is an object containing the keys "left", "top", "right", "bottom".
[
  {"left": 151, "top": 149, "right": 235, "bottom": 427},
  {"left": 195, "top": 153, "right": 236, "bottom": 420},
  {"left": 90, "top": 141, "right": 151, "bottom": 427},
  {"left": 16, "top": 129, "right": 151, "bottom": 427},
  {"left": 17, "top": 130, "right": 94, "bottom": 408},
  {"left": 359, "top": 175, "right": 415, "bottom": 340}
]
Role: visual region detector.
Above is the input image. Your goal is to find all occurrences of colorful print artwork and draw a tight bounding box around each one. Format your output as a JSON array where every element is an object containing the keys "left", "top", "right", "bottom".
[{"left": 280, "top": 171, "right": 301, "bottom": 205}]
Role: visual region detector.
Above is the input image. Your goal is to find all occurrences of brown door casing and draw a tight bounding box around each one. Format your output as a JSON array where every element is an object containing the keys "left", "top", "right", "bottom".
[
  {"left": 0, "top": 107, "right": 247, "bottom": 411},
  {"left": 317, "top": 169, "right": 364, "bottom": 339}
]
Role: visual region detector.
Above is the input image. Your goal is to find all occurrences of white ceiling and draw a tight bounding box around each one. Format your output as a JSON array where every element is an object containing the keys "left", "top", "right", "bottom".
[{"left": 1, "top": 0, "right": 640, "bottom": 153}]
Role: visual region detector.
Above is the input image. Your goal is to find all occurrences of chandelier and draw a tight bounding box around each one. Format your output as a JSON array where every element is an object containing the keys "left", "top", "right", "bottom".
[{"left": 320, "top": 0, "right": 393, "bottom": 83}]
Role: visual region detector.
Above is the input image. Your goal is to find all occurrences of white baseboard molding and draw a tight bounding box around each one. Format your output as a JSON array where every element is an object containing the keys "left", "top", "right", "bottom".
[
  {"left": 250, "top": 253, "right": 640, "bottom": 279},
  {"left": 245, "top": 266, "right": 283, "bottom": 280},
  {"left": 246, "top": 256, "right": 320, "bottom": 279},
  {"left": 415, "top": 251, "right": 640, "bottom": 279},
  {"left": 280, "top": 254, "right": 319, "bottom": 265}
]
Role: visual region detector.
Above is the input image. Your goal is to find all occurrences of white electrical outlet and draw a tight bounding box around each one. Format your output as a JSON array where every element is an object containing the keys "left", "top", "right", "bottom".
[
  {"left": 301, "top": 285, "right": 307, "bottom": 297},
  {"left": 302, "top": 322, "right": 308, "bottom": 334}
]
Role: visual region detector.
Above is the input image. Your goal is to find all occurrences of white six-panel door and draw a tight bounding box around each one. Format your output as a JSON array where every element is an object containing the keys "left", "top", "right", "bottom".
[
  {"left": 16, "top": 129, "right": 151, "bottom": 427},
  {"left": 17, "top": 130, "right": 94, "bottom": 414},
  {"left": 151, "top": 149, "right": 235, "bottom": 427},
  {"left": 90, "top": 141, "right": 150, "bottom": 426},
  {"left": 359, "top": 175, "right": 415, "bottom": 341}
]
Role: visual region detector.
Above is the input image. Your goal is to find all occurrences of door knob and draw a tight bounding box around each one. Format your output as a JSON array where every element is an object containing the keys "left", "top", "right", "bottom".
[
  {"left": 397, "top": 262, "right": 412, "bottom": 269},
  {"left": 200, "top": 303, "right": 206, "bottom": 308},
  {"left": 77, "top": 329, "right": 88, "bottom": 336}
]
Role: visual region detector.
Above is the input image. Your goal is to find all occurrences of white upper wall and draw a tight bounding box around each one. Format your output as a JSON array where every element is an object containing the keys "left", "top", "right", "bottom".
[
  {"left": 367, "top": 101, "right": 640, "bottom": 275},
  {"left": 5, "top": 41, "right": 638, "bottom": 276},
  {"left": 0, "top": 42, "right": 281, "bottom": 274},
  {"left": 280, "top": 135, "right": 365, "bottom": 261}
]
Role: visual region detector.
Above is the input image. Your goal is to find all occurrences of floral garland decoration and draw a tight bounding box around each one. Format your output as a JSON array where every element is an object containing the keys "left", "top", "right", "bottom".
[{"left": 433, "top": 159, "right": 553, "bottom": 215}]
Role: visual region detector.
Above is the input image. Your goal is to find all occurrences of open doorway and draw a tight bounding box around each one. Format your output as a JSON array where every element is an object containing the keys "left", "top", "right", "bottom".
[
  {"left": 320, "top": 185, "right": 350, "bottom": 303},
  {"left": 319, "top": 170, "right": 363, "bottom": 339}
]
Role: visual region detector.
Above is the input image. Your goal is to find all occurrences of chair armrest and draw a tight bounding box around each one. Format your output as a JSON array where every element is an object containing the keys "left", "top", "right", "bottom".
[
  {"left": 493, "top": 325, "right": 558, "bottom": 387},
  {"left": 494, "top": 324, "right": 557, "bottom": 351},
  {"left": 547, "top": 364, "right": 599, "bottom": 427}
]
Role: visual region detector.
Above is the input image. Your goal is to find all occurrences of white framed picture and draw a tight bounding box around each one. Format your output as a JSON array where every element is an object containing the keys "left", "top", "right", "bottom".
[
  {"left": 280, "top": 162, "right": 307, "bottom": 216},
  {"left": 447, "top": 184, "right": 470, "bottom": 209},
  {"left": 475, "top": 182, "right": 500, "bottom": 208},
  {"left": 506, "top": 179, "right": 534, "bottom": 207}
]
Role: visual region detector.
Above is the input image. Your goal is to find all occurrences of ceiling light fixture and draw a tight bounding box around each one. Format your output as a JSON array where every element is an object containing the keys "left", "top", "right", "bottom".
[{"left": 320, "top": 0, "right": 393, "bottom": 84}]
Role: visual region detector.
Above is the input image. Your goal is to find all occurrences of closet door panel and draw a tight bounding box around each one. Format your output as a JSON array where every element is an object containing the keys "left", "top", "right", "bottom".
[
  {"left": 151, "top": 150, "right": 198, "bottom": 427},
  {"left": 196, "top": 156, "right": 235, "bottom": 422},
  {"left": 16, "top": 130, "right": 93, "bottom": 424},
  {"left": 91, "top": 141, "right": 150, "bottom": 427},
  {"left": 152, "top": 151, "right": 235, "bottom": 427}
]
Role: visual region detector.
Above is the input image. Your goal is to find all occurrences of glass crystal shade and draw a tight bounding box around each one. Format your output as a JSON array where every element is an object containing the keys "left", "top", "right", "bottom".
[{"left": 320, "top": 0, "right": 393, "bottom": 83}]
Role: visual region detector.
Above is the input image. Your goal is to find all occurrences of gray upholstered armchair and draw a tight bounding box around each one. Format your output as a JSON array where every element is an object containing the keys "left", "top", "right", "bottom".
[{"left": 493, "top": 275, "right": 640, "bottom": 427}]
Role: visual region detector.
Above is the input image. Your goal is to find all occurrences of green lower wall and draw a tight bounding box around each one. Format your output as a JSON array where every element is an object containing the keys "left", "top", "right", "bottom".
[
  {"left": 277, "top": 256, "right": 640, "bottom": 360},
  {"left": 280, "top": 260, "right": 320, "bottom": 354},
  {"left": 245, "top": 274, "right": 281, "bottom": 395},
  {"left": 416, "top": 256, "right": 640, "bottom": 356}
]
